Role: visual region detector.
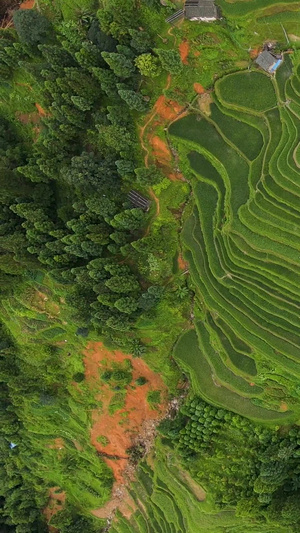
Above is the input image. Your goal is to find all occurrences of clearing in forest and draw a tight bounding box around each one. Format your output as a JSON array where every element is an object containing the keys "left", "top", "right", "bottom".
[{"left": 84, "top": 341, "right": 167, "bottom": 512}]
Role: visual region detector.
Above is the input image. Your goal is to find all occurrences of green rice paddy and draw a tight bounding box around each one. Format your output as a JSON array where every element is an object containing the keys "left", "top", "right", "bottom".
[
  {"left": 216, "top": 71, "right": 277, "bottom": 112},
  {"left": 109, "top": 446, "right": 290, "bottom": 533},
  {"left": 170, "top": 56, "right": 300, "bottom": 422}
]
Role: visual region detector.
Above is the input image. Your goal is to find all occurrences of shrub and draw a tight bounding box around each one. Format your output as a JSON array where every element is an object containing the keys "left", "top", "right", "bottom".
[
  {"left": 135, "top": 53, "right": 161, "bottom": 78},
  {"left": 147, "top": 390, "right": 161, "bottom": 405},
  {"left": 73, "top": 372, "right": 85, "bottom": 383},
  {"left": 13, "top": 10, "right": 51, "bottom": 45},
  {"left": 135, "top": 376, "right": 147, "bottom": 386},
  {"left": 154, "top": 48, "right": 182, "bottom": 75}
]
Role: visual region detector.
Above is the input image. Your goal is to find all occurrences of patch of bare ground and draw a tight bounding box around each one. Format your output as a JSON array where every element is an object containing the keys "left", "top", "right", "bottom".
[
  {"left": 30, "top": 290, "right": 60, "bottom": 318},
  {"left": 197, "top": 92, "right": 213, "bottom": 116},
  {"left": 44, "top": 487, "right": 66, "bottom": 533},
  {"left": 179, "top": 40, "right": 189, "bottom": 65},
  {"left": 193, "top": 82, "right": 205, "bottom": 94},
  {"left": 84, "top": 342, "right": 169, "bottom": 519},
  {"left": 178, "top": 253, "right": 188, "bottom": 271},
  {"left": 179, "top": 469, "right": 206, "bottom": 501},
  {"left": 249, "top": 48, "right": 261, "bottom": 59},
  {"left": 48, "top": 437, "right": 64, "bottom": 450},
  {"left": 139, "top": 73, "right": 187, "bottom": 179},
  {"left": 16, "top": 110, "right": 40, "bottom": 126},
  {"left": 280, "top": 402, "right": 288, "bottom": 412},
  {"left": 289, "top": 34, "right": 300, "bottom": 42},
  {"left": 92, "top": 485, "right": 137, "bottom": 520},
  {"left": 35, "top": 102, "right": 48, "bottom": 117},
  {"left": 20, "top": 0, "right": 35, "bottom": 8}
]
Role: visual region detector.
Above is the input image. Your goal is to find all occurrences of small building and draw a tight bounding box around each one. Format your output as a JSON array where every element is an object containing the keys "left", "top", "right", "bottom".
[
  {"left": 128, "top": 190, "right": 151, "bottom": 212},
  {"left": 185, "top": 0, "right": 218, "bottom": 21},
  {"left": 255, "top": 50, "right": 282, "bottom": 74}
]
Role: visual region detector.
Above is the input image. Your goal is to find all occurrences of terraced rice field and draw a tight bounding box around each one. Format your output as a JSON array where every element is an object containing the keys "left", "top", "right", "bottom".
[
  {"left": 109, "top": 448, "right": 288, "bottom": 533},
  {"left": 170, "top": 55, "right": 300, "bottom": 422}
]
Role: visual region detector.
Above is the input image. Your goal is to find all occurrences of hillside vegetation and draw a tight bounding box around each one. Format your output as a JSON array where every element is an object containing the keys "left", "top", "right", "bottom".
[{"left": 1, "top": 0, "right": 300, "bottom": 532}]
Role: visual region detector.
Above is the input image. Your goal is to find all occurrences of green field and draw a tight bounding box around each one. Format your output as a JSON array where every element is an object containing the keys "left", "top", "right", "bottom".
[
  {"left": 216, "top": 71, "right": 277, "bottom": 112},
  {"left": 109, "top": 445, "right": 290, "bottom": 533},
  {"left": 170, "top": 54, "right": 300, "bottom": 422}
]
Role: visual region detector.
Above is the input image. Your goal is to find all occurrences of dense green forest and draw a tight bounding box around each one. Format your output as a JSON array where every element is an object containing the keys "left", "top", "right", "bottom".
[
  {"left": 0, "top": 1, "right": 183, "bottom": 531},
  {"left": 2, "top": 0, "right": 300, "bottom": 531}
]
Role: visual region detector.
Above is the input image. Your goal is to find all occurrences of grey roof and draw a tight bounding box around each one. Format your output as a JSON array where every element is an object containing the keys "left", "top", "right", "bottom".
[
  {"left": 255, "top": 50, "right": 276, "bottom": 72},
  {"left": 185, "top": 0, "right": 218, "bottom": 19}
]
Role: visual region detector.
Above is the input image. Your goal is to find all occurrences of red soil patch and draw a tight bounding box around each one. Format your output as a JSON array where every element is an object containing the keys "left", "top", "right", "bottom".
[
  {"left": 178, "top": 253, "right": 188, "bottom": 271},
  {"left": 139, "top": 71, "right": 187, "bottom": 201},
  {"left": 84, "top": 342, "right": 168, "bottom": 483},
  {"left": 151, "top": 135, "right": 171, "bottom": 164},
  {"left": 193, "top": 82, "right": 205, "bottom": 94},
  {"left": 35, "top": 102, "right": 47, "bottom": 117},
  {"left": 249, "top": 48, "right": 260, "bottom": 59},
  {"left": 194, "top": 51, "right": 201, "bottom": 57},
  {"left": 16, "top": 111, "right": 40, "bottom": 125},
  {"left": 155, "top": 95, "right": 184, "bottom": 121},
  {"left": 179, "top": 40, "right": 189, "bottom": 65},
  {"left": 20, "top": 0, "right": 35, "bottom": 8},
  {"left": 16, "top": 102, "right": 47, "bottom": 141},
  {"left": 44, "top": 487, "right": 66, "bottom": 532},
  {"left": 280, "top": 402, "right": 288, "bottom": 412},
  {"left": 48, "top": 438, "right": 64, "bottom": 450},
  {"left": 168, "top": 172, "right": 183, "bottom": 181}
]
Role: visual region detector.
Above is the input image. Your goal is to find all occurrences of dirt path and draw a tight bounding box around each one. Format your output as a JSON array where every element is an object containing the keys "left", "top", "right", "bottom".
[
  {"left": 35, "top": 102, "right": 47, "bottom": 117},
  {"left": 138, "top": 74, "right": 186, "bottom": 187},
  {"left": 149, "top": 188, "right": 160, "bottom": 217}
]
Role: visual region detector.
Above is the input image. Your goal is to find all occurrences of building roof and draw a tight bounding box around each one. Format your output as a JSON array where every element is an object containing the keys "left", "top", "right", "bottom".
[
  {"left": 185, "top": 0, "right": 218, "bottom": 20},
  {"left": 128, "top": 190, "right": 150, "bottom": 211},
  {"left": 255, "top": 50, "right": 277, "bottom": 72}
]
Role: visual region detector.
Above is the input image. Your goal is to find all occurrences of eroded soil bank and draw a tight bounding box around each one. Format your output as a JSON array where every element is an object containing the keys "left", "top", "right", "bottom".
[{"left": 84, "top": 342, "right": 168, "bottom": 518}]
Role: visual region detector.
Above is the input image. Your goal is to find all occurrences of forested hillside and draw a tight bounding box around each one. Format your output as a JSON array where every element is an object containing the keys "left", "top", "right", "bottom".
[
  {"left": 0, "top": 1, "right": 187, "bottom": 530},
  {"left": 1, "top": 0, "right": 300, "bottom": 532}
]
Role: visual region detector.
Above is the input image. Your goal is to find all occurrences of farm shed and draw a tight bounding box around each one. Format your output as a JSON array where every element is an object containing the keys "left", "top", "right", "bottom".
[
  {"left": 185, "top": 0, "right": 219, "bottom": 21},
  {"left": 128, "top": 190, "right": 151, "bottom": 212},
  {"left": 255, "top": 50, "right": 282, "bottom": 73}
]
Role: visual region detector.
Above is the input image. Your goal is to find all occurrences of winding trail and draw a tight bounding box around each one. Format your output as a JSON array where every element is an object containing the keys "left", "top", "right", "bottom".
[
  {"left": 138, "top": 73, "right": 172, "bottom": 220},
  {"left": 139, "top": 74, "right": 172, "bottom": 168},
  {"left": 149, "top": 188, "right": 160, "bottom": 217},
  {"left": 138, "top": 24, "right": 192, "bottom": 233}
]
